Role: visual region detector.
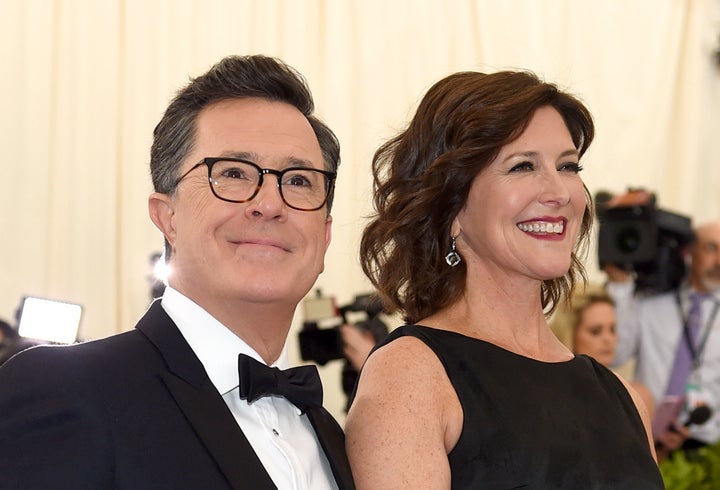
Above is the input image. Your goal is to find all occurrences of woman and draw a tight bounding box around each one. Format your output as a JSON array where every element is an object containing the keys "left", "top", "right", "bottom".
[
  {"left": 552, "top": 287, "right": 697, "bottom": 462},
  {"left": 550, "top": 287, "right": 655, "bottom": 419},
  {"left": 345, "top": 70, "right": 662, "bottom": 488}
]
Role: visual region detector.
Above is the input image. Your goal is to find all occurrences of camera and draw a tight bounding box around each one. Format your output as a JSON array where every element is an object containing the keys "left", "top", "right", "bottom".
[
  {"left": 298, "top": 290, "right": 386, "bottom": 366},
  {"left": 299, "top": 290, "right": 388, "bottom": 410},
  {"left": 597, "top": 189, "right": 694, "bottom": 294}
]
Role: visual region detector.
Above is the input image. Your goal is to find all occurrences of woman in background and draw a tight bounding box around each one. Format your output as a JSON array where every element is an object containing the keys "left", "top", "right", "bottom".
[
  {"left": 552, "top": 286, "right": 699, "bottom": 462},
  {"left": 550, "top": 287, "right": 655, "bottom": 419},
  {"left": 345, "top": 70, "right": 662, "bottom": 488}
]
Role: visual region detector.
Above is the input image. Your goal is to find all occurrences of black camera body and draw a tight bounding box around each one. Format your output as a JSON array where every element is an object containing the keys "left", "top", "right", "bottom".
[
  {"left": 597, "top": 190, "right": 694, "bottom": 294},
  {"left": 298, "top": 322, "right": 343, "bottom": 366},
  {"left": 298, "top": 292, "right": 386, "bottom": 366}
]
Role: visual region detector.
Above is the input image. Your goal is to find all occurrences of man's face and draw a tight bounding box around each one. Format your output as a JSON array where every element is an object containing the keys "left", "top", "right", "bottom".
[
  {"left": 150, "top": 98, "right": 332, "bottom": 315},
  {"left": 690, "top": 222, "right": 720, "bottom": 293}
]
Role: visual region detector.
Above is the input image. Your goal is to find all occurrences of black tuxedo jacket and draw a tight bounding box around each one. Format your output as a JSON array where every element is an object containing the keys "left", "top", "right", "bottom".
[{"left": 0, "top": 301, "right": 354, "bottom": 489}]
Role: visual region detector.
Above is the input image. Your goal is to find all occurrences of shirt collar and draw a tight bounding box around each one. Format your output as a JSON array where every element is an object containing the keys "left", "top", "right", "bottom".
[
  {"left": 160, "top": 286, "right": 290, "bottom": 395},
  {"left": 685, "top": 284, "right": 720, "bottom": 302}
]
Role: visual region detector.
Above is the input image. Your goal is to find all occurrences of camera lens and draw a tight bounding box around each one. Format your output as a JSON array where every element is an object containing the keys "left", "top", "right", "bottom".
[{"left": 615, "top": 227, "right": 642, "bottom": 255}]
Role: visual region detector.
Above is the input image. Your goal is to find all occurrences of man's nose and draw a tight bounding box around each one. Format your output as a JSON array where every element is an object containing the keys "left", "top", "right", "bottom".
[{"left": 244, "top": 174, "right": 287, "bottom": 219}]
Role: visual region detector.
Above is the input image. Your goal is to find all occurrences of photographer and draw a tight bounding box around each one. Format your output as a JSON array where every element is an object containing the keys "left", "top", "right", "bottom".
[
  {"left": 299, "top": 293, "right": 389, "bottom": 410},
  {"left": 606, "top": 220, "right": 720, "bottom": 455},
  {"left": 340, "top": 324, "right": 377, "bottom": 371}
]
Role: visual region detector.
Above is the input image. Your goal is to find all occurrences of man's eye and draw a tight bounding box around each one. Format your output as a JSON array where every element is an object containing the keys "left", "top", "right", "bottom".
[
  {"left": 285, "top": 173, "right": 312, "bottom": 187},
  {"left": 221, "top": 167, "right": 248, "bottom": 179}
]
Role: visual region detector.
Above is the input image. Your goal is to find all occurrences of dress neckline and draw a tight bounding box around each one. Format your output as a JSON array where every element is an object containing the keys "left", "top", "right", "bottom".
[{"left": 410, "top": 323, "right": 579, "bottom": 366}]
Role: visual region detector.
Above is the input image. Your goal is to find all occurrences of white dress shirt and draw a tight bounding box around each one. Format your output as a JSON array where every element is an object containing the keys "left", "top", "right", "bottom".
[
  {"left": 161, "top": 286, "right": 338, "bottom": 490},
  {"left": 609, "top": 280, "right": 720, "bottom": 444}
]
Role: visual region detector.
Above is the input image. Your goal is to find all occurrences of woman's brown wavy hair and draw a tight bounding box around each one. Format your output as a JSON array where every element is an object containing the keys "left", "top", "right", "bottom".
[{"left": 360, "top": 70, "right": 595, "bottom": 324}]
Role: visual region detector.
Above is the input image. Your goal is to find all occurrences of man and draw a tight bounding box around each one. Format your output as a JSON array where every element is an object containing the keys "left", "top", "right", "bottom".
[
  {"left": 0, "top": 55, "right": 354, "bottom": 489},
  {"left": 608, "top": 220, "right": 720, "bottom": 453}
]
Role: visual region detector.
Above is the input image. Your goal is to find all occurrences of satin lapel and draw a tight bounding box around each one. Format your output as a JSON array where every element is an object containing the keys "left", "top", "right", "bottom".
[
  {"left": 306, "top": 407, "right": 356, "bottom": 490},
  {"left": 137, "top": 302, "right": 277, "bottom": 490},
  {"left": 161, "top": 372, "right": 276, "bottom": 490}
]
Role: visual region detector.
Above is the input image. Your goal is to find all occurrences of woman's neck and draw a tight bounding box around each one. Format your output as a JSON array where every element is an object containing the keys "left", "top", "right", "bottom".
[{"left": 420, "top": 276, "right": 571, "bottom": 361}]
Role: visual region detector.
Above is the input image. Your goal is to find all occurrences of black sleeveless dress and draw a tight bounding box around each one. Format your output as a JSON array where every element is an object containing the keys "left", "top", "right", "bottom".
[{"left": 372, "top": 325, "right": 664, "bottom": 489}]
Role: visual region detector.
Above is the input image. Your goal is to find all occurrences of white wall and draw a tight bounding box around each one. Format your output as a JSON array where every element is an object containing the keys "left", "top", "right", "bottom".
[{"left": 1, "top": 0, "right": 719, "bottom": 420}]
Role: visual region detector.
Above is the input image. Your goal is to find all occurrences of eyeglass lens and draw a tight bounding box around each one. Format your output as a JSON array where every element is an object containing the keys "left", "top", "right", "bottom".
[{"left": 210, "top": 160, "right": 330, "bottom": 210}]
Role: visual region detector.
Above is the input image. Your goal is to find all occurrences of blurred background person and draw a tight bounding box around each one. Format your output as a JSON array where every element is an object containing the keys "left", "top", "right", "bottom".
[
  {"left": 345, "top": 69, "right": 662, "bottom": 488},
  {"left": 0, "top": 318, "right": 16, "bottom": 346},
  {"left": 550, "top": 286, "right": 655, "bottom": 419},
  {"left": 0, "top": 316, "right": 43, "bottom": 368},
  {"left": 548, "top": 286, "right": 687, "bottom": 460},
  {"left": 0, "top": 318, "right": 20, "bottom": 366},
  {"left": 606, "top": 220, "right": 720, "bottom": 455},
  {"left": 340, "top": 324, "right": 376, "bottom": 372}
]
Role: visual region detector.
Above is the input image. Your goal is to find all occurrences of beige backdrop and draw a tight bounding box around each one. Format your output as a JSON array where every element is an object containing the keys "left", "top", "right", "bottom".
[{"left": 1, "top": 0, "right": 719, "bottom": 420}]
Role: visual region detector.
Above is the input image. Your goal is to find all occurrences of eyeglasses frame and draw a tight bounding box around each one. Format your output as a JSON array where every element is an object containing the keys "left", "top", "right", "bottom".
[{"left": 174, "top": 157, "right": 337, "bottom": 211}]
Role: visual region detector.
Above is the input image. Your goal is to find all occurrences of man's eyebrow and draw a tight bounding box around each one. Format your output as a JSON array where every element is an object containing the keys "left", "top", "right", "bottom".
[
  {"left": 218, "top": 150, "right": 257, "bottom": 161},
  {"left": 216, "top": 151, "right": 318, "bottom": 169},
  {"left": 286, "top": 156, "right": 318, "bottom": 169}
]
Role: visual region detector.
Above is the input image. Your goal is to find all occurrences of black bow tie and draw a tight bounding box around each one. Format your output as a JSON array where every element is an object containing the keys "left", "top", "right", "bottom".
[{"left": 237, "top": 353, "right": 323, "bottom": 413}]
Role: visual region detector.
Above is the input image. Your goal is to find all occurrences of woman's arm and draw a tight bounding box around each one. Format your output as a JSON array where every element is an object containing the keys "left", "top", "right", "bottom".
[
  {"left": 345, "top": 336, "right": 462, "bottom": 489},
  {"left": 617, "top": 375, "right": 658, "bottom": 461}
]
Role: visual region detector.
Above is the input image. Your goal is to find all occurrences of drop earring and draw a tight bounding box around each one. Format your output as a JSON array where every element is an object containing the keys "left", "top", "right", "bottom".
[{"left": 445, "top": 235, "right": 462, "bottom": 267}]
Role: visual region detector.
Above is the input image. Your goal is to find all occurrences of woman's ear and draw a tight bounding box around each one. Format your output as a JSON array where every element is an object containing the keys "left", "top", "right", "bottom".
[{"left": 450, "top": 216, "right": 461, "bottom": 238}]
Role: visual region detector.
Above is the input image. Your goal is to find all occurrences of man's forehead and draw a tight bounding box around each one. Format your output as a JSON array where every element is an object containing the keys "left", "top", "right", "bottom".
[
  {"left": 697, "top": 223, "right": 720, "bottom": 243},
  {"left": 191, "top": 98, "right": 323, "bottom": 166},
  {"left": 693, "top": 225, "right": 720, "bottom": 254}
]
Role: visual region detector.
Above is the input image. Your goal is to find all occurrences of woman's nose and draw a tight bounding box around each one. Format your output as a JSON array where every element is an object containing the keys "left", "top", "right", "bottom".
[{"left": 538, "top": 171, "right": 571, "bottom": 206}]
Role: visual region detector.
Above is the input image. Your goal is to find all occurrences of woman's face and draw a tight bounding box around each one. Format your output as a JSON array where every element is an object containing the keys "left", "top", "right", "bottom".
[
  {"left": 573, "top": 301, "right": 617, "bottom": 366},
  {"left": 452, "top": 106, "right": 587, "bottom": 286}
]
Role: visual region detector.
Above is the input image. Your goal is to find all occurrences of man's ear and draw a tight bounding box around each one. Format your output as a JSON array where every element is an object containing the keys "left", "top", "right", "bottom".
[
  {"left": 148, "top": 192, "right": 176, "bottom": 249},
  {"left": 324, "top": 214, "right": 333, "bottom": 251}
]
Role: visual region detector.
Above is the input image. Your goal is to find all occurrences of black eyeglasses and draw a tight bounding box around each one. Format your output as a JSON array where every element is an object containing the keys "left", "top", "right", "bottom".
[{"left": 175, "top": 157, "right": 336, "bottom": 211}]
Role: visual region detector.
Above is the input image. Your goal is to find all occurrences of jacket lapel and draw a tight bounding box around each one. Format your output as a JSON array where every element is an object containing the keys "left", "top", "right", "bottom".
[
  {"left": 306, "top": 407, "right": 356, "bottom": 490},
  {"left": 137, "top": 302, "right": 277, "bottom": 490}
]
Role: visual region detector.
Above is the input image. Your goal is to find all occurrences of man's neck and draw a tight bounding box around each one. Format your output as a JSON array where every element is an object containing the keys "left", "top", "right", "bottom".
[{"left": 168, "top": 284, "right": 297, "bottom": 364}]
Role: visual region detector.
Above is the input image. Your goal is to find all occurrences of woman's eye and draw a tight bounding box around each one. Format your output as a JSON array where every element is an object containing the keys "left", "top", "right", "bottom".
[
  {"left": 509, "top": 162, "right": 534, "bottom": 173},
  {"left": 559, "top": 162, "right": 583, "bottom": 173}
]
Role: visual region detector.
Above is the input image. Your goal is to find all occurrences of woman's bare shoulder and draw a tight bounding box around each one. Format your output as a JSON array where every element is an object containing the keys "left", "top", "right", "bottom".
[{"left": 346, "top": 332, "right": 460, "bottom": 488}]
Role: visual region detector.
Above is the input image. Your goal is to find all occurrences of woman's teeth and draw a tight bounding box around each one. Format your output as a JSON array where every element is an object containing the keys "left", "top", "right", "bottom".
[{"left": 517, "top": 221, "right": 564, "bottom": 234}]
